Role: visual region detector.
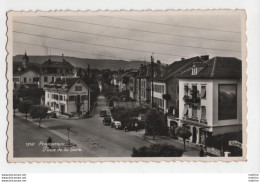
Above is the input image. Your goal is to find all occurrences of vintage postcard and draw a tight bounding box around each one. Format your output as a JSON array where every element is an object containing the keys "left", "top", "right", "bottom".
[{"left": 6, "top": 10, "right": 247, "bottom": 162}]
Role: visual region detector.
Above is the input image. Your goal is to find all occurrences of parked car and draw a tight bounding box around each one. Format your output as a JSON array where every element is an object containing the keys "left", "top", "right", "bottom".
[
  {"left": 82, "top": 111, "right": 91, "bottom": 118},
  {"left": 103, "top": 117, "right": 112, "bottom": 125},
  {"left": 100, "top": 110, "right": 107, "bottom": 117},
  {"left": 111, "top": 120, "right": 122, "bottom": 129},
  {"left": 47, "top": 111, "right": 57, "bottom": 119}
]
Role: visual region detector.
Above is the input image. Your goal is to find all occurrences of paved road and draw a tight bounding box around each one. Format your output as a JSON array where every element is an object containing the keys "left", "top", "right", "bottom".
[{"left": 14, "top": 95, "right": 150, "bottom": 157}]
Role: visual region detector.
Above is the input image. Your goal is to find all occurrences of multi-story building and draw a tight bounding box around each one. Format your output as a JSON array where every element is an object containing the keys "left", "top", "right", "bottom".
[
  {"left": 44, "top": 77, "right": 91, "bottom": 115},
  {"left": 177, "top": 57, "right": 242, "bottom": 145},
  {"left": 152, "top": 56, "right": 208, "bottom": 136},
  {"left": 13, "top": 69, "right": 39, "bottom": 89},
  {"left": 39, "top": 57, "right": 74, "bottom": 88}
]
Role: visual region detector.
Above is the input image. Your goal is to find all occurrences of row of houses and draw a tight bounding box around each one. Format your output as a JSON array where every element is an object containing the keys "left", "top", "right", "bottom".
[
  {"left": 111, "top": 55, "right": 242, "bottom": 145},
  {"left": 13, "top": 52, "right": 94, "bottom": 116}
]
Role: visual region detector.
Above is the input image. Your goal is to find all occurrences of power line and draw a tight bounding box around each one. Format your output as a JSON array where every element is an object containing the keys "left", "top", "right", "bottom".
[
  {"left": 13, "top": 31, "right": 187, "bottom": 57},
  {"left": 100, "top": 15, "right": 241, "bottom": 34},
  {"left": 14, "top": 21, "right": 240, "bottom": 53},
  {"left": 40, "top": 16, "right": 240, "bottom": 44},
  {"left": 13, "top": 41, "right": 137, "bottom": 61}
]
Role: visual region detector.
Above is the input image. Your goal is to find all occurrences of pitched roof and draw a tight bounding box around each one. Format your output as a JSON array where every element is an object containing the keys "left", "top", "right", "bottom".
[
  {"left": 13, "top": 68, "right": 39, "bottom": 76},
  {"left": 45, "top": 77, "right": 89, "bottom": 92},
  {"left": 42, "top": 60, "right": 74, "bottom": 68},
  {"left": 156, "top": 56, "right": 204, "bottom": 81},
  {"left": 176, "top": 57, "right": 242, "bottom": 79}
]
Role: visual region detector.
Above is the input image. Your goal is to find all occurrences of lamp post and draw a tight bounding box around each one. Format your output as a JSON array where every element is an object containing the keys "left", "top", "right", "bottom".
[{"left": 67, "top": 127, "right": 71, "bottom": 146}]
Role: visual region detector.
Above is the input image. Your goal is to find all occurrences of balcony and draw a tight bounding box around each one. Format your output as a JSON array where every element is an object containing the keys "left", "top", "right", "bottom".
[
  {"left": 75, "top": 99, "right": 84, "bottom": 105},
  {"left": 183, "top": 95, "right": 200, "bottom": 104},
  {"left": 181, "top": 116, "right": 209, "bottom": 128}
]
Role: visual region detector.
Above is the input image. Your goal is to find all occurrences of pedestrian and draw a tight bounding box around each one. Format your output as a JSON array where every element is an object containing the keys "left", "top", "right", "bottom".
[
  {"left": 199, "top": 145, "right": 204, "bottom": 157},
  {"left": 47, "top": 136, "right": 52, "bottom": 149},
  {"left": 135, "top": 122, "right": 138, "bottom": 132},
  {"left": 203, "top": 146, "right": 207, "bottom": 157},
  {"left": 124, "top": 126, "right": 128, "bottom": 132}
]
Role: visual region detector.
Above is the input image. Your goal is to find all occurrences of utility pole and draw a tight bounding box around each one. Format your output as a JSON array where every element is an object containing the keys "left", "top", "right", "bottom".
[{"left": 151, "top": 55, "right": 154, "bottom": 108}]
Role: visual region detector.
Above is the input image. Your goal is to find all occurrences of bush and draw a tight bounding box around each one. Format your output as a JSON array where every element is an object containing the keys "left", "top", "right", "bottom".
[
  {"left": 132, "top": 144, "right": 183, "bottom": 157},
  {"left": 205, "top": 132, "right": 242, "bottom": 156}
]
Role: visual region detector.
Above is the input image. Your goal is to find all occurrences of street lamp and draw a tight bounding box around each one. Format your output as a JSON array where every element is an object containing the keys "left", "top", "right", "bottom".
[{"left": 67, "top": 127, "right": 71, "bottom": 146}]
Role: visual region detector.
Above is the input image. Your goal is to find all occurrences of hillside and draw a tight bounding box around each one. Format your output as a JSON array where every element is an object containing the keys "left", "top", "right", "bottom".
[{"left": 13, "top": 55, "right": 148, "bottom": 70}]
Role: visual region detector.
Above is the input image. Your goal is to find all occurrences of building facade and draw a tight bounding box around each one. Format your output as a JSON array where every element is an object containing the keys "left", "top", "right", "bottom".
[
  {"left": 44, "top": 77, "right": 91, "bottom": 115},
  {"left": 177, "top": 57, "right": 242, "bottom": 145}
]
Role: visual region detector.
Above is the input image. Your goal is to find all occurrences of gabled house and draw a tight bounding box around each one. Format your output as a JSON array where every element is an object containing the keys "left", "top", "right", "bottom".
[
  {"left": 13, "top": 69, "right": 40, "bottom": 89},
  {"left": 44, "top": 77, "right": 91, "bottom": 116},
  {"left": 39, "top": 56, "right": 74, "bottom": 88},
  {"left": 176, "top": 57, "right": 242, "bottom": 145}
]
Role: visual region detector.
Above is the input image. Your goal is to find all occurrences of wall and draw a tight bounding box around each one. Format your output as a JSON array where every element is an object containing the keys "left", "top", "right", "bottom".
[
  {"left": 212, "top": 79, "right": 242, "bottom": 134},
  {"left": 179, "top": 79, "right": 214, "bottom": 130},
  {"left": 152, "top": 81, "right": 167, "bottom": 113},
  {"left": 20, "top": 70, "right": 39, "bottom": 85},
  {"left": 166, "top": 77, "right": 179, "bottom": 113}
]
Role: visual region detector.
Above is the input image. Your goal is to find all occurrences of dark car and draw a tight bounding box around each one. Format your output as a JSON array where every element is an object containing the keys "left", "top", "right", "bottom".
[
  {"left": 100, "top": 110, "right": 107, "bottom": 117},
  {"left": 103, "top": 117, "right": 112, "bottom": 125},
  {"left": 47, "top": 111, "right": 57, "bottom": 119},
  {"left": 82, "top": 111, "right": 91, "bottom": 118}
]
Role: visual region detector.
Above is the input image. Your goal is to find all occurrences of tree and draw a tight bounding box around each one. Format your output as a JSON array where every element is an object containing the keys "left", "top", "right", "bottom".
[
  {"left": 29, "top": 105, "right": 48, "bottom": 128},
  {"left": 18, "top": 100, "right": 32, "bottom": 120},
  {"left": 176, "top": 126, "right": 192, "bottom": 151},
  {"left": 144, "top": 108, "right": 166, "bottom": 139},
  {"left": 205, "top": 132, "right": 242, "bottom": 156},
  {"left": 13, "top": 97, "right": 20, "bottom": 116}
]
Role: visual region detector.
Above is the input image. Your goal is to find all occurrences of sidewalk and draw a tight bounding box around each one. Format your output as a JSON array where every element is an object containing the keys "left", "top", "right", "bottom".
[
  {"left": 13, "top": 114, "right": 95, "bottom": 157},
  {"left": 127, "top": 129, "right": 201, "bottom": 157}
]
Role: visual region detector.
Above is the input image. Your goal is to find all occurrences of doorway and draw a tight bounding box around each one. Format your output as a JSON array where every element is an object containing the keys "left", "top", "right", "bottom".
[{"left": 192, "top": 127, "right": 197, "bottom": 143}]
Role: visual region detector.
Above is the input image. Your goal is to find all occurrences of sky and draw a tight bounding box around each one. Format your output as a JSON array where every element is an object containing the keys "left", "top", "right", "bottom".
[{"left": 12, "top": 12, "right": 241, "bottom": 64}]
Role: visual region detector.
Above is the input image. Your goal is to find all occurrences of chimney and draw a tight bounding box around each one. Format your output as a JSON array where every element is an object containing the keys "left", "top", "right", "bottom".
[
  {"left": 157, "top": 60, "right": 161, "bottom": 65},
  {"left": 48, "top": 58, "right": 51, "bottom": 64},
  {"left": 62, "top": 54, "right": 66, "bottom": 62},
  {"left": 201, "top": 55, "right": 209, "bottom": 61}
]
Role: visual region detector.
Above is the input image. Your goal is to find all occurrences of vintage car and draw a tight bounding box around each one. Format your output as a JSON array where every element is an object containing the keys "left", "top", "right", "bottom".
[
  {"left": 111, "top": 120, "right": 122, "bottom": 129},
  {"left": 103, "top": 117, "right": 112, "bottom": 125},
  {"left": 100, "top": 110, "right": 107, "bottom": 117}
]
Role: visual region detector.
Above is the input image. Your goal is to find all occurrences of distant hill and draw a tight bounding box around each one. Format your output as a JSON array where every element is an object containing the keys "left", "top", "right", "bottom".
[{"left": 13, "top": 55, "right": 148, "bottom": 70}]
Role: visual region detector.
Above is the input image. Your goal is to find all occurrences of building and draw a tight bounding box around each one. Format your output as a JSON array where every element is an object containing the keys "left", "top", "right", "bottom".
[
  {"left": 176, "top": 57, "right": 242, "bottom": 145},
  {"left": 127, "top": 70, "right": 139, "bottom": 100},
  {"left": 39, "top": 56, "right": 74, "bottom": 88},
  {"left": 13, "top": 69, "right": 39, "bottom": 89},
  {"left": 152, "top": 56, "right": 208, "bottom": 136},
  {"left": 13, "top": 52, "right": 41, "bottom": 88},
  {"left": 44, "top": 77, "right": 91, "bottom": 115}
]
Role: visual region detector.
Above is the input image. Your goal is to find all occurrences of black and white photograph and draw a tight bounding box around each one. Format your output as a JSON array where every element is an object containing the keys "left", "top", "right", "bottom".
[{"left": 6, "top": 10, "right": 247, "bottom": 162}]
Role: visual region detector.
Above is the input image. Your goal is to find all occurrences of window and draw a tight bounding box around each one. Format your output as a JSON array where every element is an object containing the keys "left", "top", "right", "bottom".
[
  {"left": 23, "top": 77, "right": 27, "bottom": 83},
  {"left": 44, "top": 76, "right": 48, "bottom": 82},
  {"left": 201, "top": 106, "right": 206, "bottom": 119},
  {"left": 192, "top": 65, "right": 197, "bottom": 75},
  {"left": 201, "top": 85, "right": 206, "bottom": 99},
  {"left": 218, "top": 84, "right": 237, "bottom": 120},
  {"left": 69, "top": 96, "right": 75, "bottom": 101},
  {"left": 183, "top": 105, "right": 189, "bottom": 116},
  {"left": 184, "top": 85, "right": 188, "bottom": 96},
  {"left": 52, "top": 77, "right": 55, "bottom": 82},
  {"left": 13, "top": 78, "right": 19, "bottom": 82},
  {"left": 81, "top": 95, "right": 87, "bottom": 101},
  {"left": 75, "top": 86, "right": 82, "bottom": 91},
  {"left": 60, "top": 95, "right": 63, "bottom": 101},
  {"left": 33, "top": 77, "right": 39, "bottom": 82},
  {"left": 192, "top": 106, "right": 198, "bottom": 118}
]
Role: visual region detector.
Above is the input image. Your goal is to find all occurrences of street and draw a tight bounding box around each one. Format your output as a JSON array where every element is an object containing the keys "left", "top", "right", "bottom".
[{"left": 14, "top": 95, "right": 151, "bottom": 157}]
